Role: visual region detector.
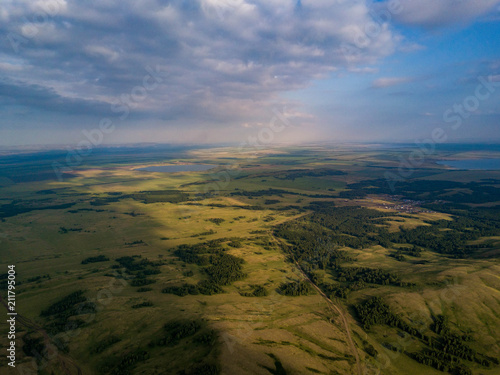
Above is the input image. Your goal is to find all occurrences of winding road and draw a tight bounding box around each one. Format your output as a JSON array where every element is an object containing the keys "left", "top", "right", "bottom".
[
  {"left": 272, "top": 234, "right": 363, "bottom": 375},
  {"left": 293, "top": 260, "right": 363, "bottom": 375}
]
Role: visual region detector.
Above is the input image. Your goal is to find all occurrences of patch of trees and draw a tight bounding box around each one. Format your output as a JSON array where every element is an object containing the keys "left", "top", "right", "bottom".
[
  {"left": 227, "top": 239, "right": 243, "bottom": 248},
  {"left": 59, "top": 226, "right": 83, "bottom": 233},
  {"left": 174, "top": 241, "right": 225, "bottom": 266},
  {"left": 163, "top": 283, "right": 201, "bottom": 296},
  {"left": 82, "top": 255, "right": 110, "bottom": 264},
  {"left": 273, "top": 168, "right": 346, "bottom": 181},
  {"left": 399, "top": 246, "right": 422, "bottom": 257},
  {"left": 431, "top": 314, "right": 450, "bottom": 335},
  {"left": 191, "top": 229, "right": 217, "bottom": 237},
  {"left": 252, "top": 237, "right": 276, "bottom": 250},
  {"left": 206, "top": 218, "right": 225, "bottom": 225},
  {"left": 407, "top": 351, "right": 468, "bottom": 374},
  {"left": 278, "top": 281, "right": 315, "bottom": 296},
  {"left": 130, "top": 278, "right": 156, "bottom": 287},
  {"left": 321, "top": 280, "right": 367, "bottom": 299},
  {"left": 40, "top": 290, "right": 95, "bottom": 336},
  {"left": 197, "top": 280, "right": 224, "bottom": 295},
  {"left": 265, "top": 199, "right": 281, "bottom": 205},
  {"left": 0, "top": 201, "right": 76, "bottom": 219},
  {"left": 113, "top": 255, "right": 162, "bottom": 286},
  {"left": 355, "top": 297, "right": 394, "bottom": 329},
  {"left": 165, "top": 240, "right": 246, "bottom": 296},
  {"left": 123, "top": 211, "right": 143, "bottom": 217},
  {"left": 131, "top": 301, "right": 153, "bottom": 309},
  {"left": 336, "top": 266, "right": 405, "bottom": 286},
  {"left": 114, "top": 255, "right": 162, "bottom": 273},
  {"left": 125, "top": 240, "right": 145, "bottom": 245},
  {"left": 364, "top": 342, "right": 378, "bottom": 358},
  {"left": 151, "top": 319, "right": 203, "bottom": 347},
  {"left": 41, "top": 290, "right": 87, "bottom": 317},
  {"left": 241, "top": 285, "right": 268, "bottom": 297},
  {"left": 205, "top": 254, "right": 246, "bottom": 285},
  {"left": 389, "top": 251, "right": 406, "bottom": 262},
  {"left": 90, "top": 194, "right": 128, "bottom": 206}
]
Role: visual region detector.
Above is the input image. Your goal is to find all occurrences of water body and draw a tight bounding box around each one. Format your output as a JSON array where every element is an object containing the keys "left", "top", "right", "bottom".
[
  {"left": 437, "top": 158, "right": 500, "bottom": 170},
  {"left": 136, "top": 164, "right": 216, "bottom": 173}
]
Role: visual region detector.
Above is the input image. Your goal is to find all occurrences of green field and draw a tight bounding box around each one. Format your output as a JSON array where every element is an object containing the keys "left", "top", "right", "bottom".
[{"left": 1, "top": 144, "right": 499, "bottom": 375}]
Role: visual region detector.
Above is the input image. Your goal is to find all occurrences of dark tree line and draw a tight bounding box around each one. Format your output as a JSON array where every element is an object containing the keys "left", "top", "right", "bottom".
[
  {"left": 343, "top": 178, "right": 500, "bottom": 205},
  {"left": 113, "top": 255, "right": 162, "bottom": 285},
  {"left": 278, "top": 281, "right": 315, "bottom": 296},
  {"left": 40, "top": 290, "right": 96, "bottom": 343},
  {"left": 355, "top": 298, "right": 496, "bottom": 374},
  {"left": 82, "top": 255, "right": 109, "bottom": 264}
]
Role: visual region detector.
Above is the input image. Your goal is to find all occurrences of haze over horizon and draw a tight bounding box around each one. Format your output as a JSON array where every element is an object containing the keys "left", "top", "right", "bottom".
[{"left": 1, "top": 0, "right": 500, "bottom": 147}]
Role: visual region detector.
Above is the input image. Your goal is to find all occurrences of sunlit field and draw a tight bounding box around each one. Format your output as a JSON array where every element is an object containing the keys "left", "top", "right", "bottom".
[{"left": 1, "top": 145, "right": 499, "bottom": 375}]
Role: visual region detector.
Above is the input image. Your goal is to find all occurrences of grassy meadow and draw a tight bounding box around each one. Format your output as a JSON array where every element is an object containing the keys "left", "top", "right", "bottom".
[{"left": 0, "top": 145, "right": 499, "bottom": 375}]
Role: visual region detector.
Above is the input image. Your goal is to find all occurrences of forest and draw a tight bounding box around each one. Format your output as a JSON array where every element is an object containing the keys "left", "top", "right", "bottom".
[
  {"left": 272, "top": 197, "right": 500, "bottom": 374},
  {"left": 354, "top": 297, "right": 497, "bottom": 374}
]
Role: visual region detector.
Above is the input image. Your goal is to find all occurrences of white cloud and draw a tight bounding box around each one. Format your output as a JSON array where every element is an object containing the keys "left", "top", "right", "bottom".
[
  {"left": 0, "top": 62, "right": 24, "bottom": 72},
  {"left": 348, "top": 67, "right": 379, "bottom": 74},
  {"left": 84, "top": 45, "right": 120, "bottom": 62},
  {"left": 380, "top": 0, "right": 500, "bottom": 28}
]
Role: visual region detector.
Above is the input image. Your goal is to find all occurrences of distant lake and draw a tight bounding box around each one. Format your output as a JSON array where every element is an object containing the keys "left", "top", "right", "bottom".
[
  {"left": 437, "top": 158, "right": 500, "bottom": 170},
  {"left": 136, "top": 164, "right": 216, "bottom": 173}
]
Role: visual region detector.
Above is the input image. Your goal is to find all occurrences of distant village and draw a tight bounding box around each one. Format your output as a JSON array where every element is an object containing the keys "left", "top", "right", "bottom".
[{"left": 370, "top": 195, "right": 442, "bottom": 214}]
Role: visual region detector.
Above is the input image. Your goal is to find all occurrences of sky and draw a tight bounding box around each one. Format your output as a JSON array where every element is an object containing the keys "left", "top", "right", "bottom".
[{"left": 1, "top": 0, "right": 500, "bottom": 146}]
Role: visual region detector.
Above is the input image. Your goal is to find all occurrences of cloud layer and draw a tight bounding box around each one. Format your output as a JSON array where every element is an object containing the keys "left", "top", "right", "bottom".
[
  {"left": 1, "top": 0, "right": 499, "bottom": 145},
  {"left": 0, "top": 0, "right": 400, "bottom": 141}
]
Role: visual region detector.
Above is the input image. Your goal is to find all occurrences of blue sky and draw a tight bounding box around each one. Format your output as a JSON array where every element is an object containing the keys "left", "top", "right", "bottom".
[{"left": 1, "top": 0, "right": 499, "bottom": 146}]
